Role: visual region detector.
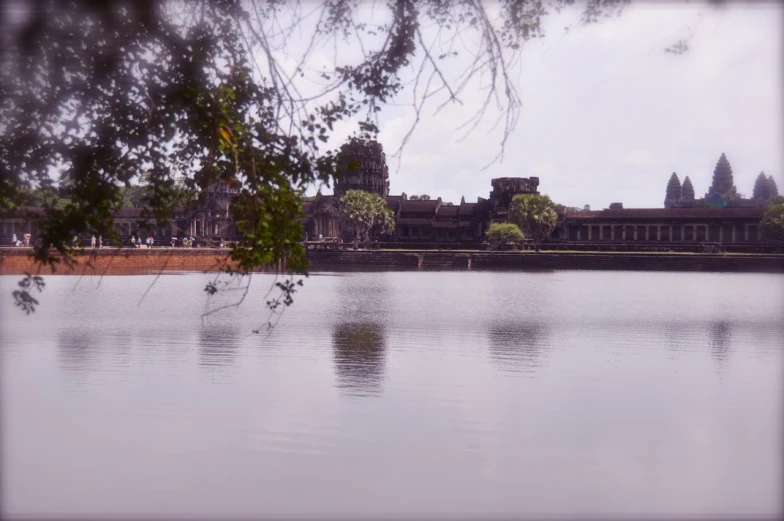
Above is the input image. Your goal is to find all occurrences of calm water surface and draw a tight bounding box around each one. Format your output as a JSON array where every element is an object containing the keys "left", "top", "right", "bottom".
[{"left": 1, "top": 270, "right": 782, "bottom": 518}]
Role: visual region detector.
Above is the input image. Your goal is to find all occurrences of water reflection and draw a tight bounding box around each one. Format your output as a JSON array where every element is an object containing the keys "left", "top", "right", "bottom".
[
  {"left": 708, "top": 321, "right": 732, "bottom": 365},
  {"left": 3, "top": 272, "right": 782, "bottom": 518},
  {"left": 331, "top": 322, "right": 387, "bottom": 396},
  {"left": 57, "top": 328, "right": 96, "bottom": 375},
  {"left": 199, "top": 326, "right": 240, "bottom": 368},
  {"left": 486, "top": 321, "right": 548, "bottom": 374}
]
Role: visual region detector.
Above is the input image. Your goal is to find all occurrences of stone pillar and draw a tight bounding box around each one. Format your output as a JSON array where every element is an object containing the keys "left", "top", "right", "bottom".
[
  {"left": 681, "top": 225, "right": 685, "bottom": 241},
  {"left": 656, "top": 226, "right": 661, "bottom": 241},
  {"left": 599, "top": 225, "right": 604, "bottom": 240},
  {"left": 633, "top": 227, "right": 638, "bottom": 240},
  {"left": 611, "top": 226, "right": 615, "bottom": 240},
  {"left": 731, "top": 226, "right": 736, "bottom": 243},
  {"left": 577, "top": 228, "right": 581, "bottom": 241},
  {"left": 719, "top": 226, "right": 723, "bottom": 243},
  {"left": 744, "top": 225, "right": 749, "bottom": 242},
  {"left": 669, "top": 226, "right": 673, "bottom": 241},
  {"left": 622, "top": 227, "right": 626, "bottom": 240}
]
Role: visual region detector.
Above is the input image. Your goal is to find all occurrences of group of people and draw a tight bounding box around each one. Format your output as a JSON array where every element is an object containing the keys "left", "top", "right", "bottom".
[
  {"left": 175, "top": 236, "right": 197, "bottom": 248},
  {"left": 129, "top": 235, "right": 155, "bottom": 248},
  {"left": 70, "top": 235, "right": 103, "bottom": 248},
  {"left": 9, "top": 233, "right": 30, "bottom": 247},
  {"left": 9, "top": 232, "right": 208, "bottom": 249}
]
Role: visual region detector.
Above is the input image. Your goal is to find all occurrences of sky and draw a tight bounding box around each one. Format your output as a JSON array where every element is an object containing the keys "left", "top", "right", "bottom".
[{"left": 284, "top": 2, "right": 782, "bottom": 209}]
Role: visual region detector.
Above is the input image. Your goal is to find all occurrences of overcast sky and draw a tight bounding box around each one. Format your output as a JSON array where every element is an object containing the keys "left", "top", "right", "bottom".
[{"left": 289, "top": 2, "right": 782, "bottom": 209}]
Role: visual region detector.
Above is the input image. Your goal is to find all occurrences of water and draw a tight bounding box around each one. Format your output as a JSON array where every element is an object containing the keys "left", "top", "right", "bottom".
[{"left": 1, "top": 270, "right": 782, "bottom": 518}]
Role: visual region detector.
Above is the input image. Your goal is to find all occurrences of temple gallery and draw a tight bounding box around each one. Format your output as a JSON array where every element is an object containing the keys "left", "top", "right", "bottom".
[{"left": 1, "top": 140, "right": 779, "bottom": 251}]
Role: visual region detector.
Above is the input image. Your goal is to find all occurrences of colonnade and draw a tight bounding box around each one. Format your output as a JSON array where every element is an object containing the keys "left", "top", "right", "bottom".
[{"left": 573, "top": 223, "right": 759, "bottom": 242}]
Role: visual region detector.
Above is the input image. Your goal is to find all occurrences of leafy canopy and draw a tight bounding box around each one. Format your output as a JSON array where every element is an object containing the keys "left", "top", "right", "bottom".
[
  {"left": 339, "top": 190, "right": 394, "bottom": 242},
  {"left": 507, "top": 194, "right": 558, "bottom": 249},
  {"left": 485, "top": 222, "right": 523, "bottom": 242},
  {"left": 760, "top": 205, "right": 784, "bottom": 242}
]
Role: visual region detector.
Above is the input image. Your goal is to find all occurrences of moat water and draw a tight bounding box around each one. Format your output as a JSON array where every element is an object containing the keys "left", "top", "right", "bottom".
[{"left": 1, "top": 270, "right": 782, "bottom": 518}]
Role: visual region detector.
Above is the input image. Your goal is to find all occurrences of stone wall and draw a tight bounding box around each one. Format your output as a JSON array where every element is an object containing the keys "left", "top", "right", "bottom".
[
  {"left": 0, "top": 248, "right": 240, "bottom": 276},
  {"left": 2, "top": 247, "right": 783, "bottom": 276},
  {"left": 308, "top": 250, "right": 784, "bottom": 273}
]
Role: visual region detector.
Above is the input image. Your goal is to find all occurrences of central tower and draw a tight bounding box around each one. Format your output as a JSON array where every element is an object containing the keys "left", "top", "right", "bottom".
[
  {"left": 705, "top": 152, "right": 738, "bottom": 201},
  {"left": 333, "top": 139, "right": 390, "bottom": 198}
]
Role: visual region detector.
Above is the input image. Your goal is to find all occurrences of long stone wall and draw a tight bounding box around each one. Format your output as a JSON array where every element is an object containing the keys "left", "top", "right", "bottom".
[
  {"left": 0, "top": 248, "right": 238, "bottom": 276},
  {"left": 307, "top": 250, "right": 784, "bottom": 273},
  {"left": 2, "top": 247, "right": 783, "bottom": 275}
]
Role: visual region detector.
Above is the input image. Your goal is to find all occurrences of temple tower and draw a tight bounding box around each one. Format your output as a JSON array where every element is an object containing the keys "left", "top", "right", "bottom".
[
  {"left": 488, "top": 177, "right": 540, "bottom": 208},
  {"left": 681, "top": 176, "right": 695, "bottom": 203},
  {"left": 768, "top": 175, "right": 779, "bottom": 198},
  {"left": 333, "top": 139, "right": 390, "bottom": 198},
  {"left": 664, "top": 172, "right": 682, "bottom": 208},
  {"left": 753, "top": 171, "right": 770, "bottom": 201},
  {"left": 705, "top": 153, "right": 737, "bottom": 200}
]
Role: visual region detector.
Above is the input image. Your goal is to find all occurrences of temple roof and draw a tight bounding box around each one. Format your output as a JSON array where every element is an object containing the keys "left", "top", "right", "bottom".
[
  {"left": 397, "top": 217, "right": 434, "bottom": 225},
  {"left": 563, "top": 207, "right": 765, "bottom": 220},
  {"left": 458, "top": 201, "right": 478, "bottom": 214},
  {"left": 435, "top": 205, "right": 459, "bottom": 216},
  {"left": 399, "top": 200, "right": 439, "bottom": 212}
]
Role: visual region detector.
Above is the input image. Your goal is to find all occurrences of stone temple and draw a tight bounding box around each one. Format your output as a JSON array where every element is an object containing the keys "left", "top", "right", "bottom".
[
  {"left": 0, "top": 142, "right": 778, "bottom": 250},
  {"left": 299, "top": 143, "right": 774, "bottom": 248},
  {"left": 664, "top": 153, "right": 776, "bottom": 209}
]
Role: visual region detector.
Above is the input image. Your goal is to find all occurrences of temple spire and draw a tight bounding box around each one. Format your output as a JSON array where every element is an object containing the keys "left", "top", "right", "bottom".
[
  {"left": 707, "top": 152, "right": 736, "bottom": 198},
  {"left": 664, "top": 172, "right": 681, "bottom": 208},
  {"left": 753, "top": 171, "right": 769, "bottom": 200},
  {"left": 681, "top": 176, "right": 695, "bottom": 202},
  {"left": 769, "top": 175, "right": 779, "bottom": 198}
]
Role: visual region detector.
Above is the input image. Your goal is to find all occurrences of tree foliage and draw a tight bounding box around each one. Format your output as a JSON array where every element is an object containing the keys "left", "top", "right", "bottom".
[
  {"left": 485, "top": 222, "right": 523, "bottom": 243},
  {"left": 507, "top": 193, "right": 558, "bottom": 252},
  {"left": 339, "top": 189, "right": 394, "bottom": 245},
  {"left": 1, "top": 0, "right": 633, "bottom": 317},
  {"left": 760, "top": 204, "right": 784, "bottom": 242}
]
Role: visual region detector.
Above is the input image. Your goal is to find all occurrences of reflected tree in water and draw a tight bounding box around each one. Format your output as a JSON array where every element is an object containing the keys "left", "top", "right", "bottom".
[
  {"left": 486, "top": 321, "right": 548, "bottom": 374},
  {"left": 331, "top": 322, "right": 387, "bottom": 396},
  {"left": 708, "top": 321, "right": 732, "bottom": 366},
  {"left": 57, "top": 329, "right": 96, "bottom": 376},
  {"left": 199, "top": 326, "right": 240, "bottom": 369}
]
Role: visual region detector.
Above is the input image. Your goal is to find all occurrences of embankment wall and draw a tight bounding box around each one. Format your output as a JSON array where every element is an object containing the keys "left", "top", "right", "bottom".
[
  {"left": 1, "top": 247, "right": 783, "bottom": 275},
  {"left": 307, "top": 250, "right": 784, "bottom": 273}
]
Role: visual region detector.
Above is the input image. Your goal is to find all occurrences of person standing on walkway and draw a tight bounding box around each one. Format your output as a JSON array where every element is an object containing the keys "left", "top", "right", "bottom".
[
  {"left": 12, "top": 233, "right": 17, "bottom": 246},
  {"left": 91, "top": 235, "right": 96, "bottom": 248}
]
